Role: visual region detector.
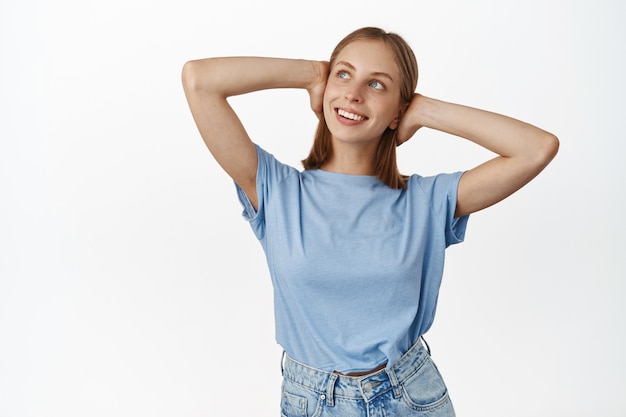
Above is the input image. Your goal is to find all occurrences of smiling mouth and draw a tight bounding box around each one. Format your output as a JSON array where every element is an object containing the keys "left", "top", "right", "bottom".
[{"left": 337, "top": 108, "right": 367, "bottom": 121}]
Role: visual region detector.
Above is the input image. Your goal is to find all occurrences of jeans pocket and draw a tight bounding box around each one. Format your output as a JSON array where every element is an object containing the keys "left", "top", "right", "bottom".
[
  {"left": 400, "top": 358, "right": 451, "bottom": 412},
  {"left": 281, "top": 390, "right": 307, "bottom": 417},
  {"left": 280, "top": 379, "right": 322, "bottom": 417}
]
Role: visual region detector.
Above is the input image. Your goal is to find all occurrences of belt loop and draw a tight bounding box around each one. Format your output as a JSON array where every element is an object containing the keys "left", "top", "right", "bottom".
[
  {"left": 420, "top": 335, "right": 431, "bottom": 355},
  {"left": 280, "top": 351, "right": 286, "bottom": 375},
  {"left": 386, "top": 368, "right": 403, "bottom": 399},
  {"left": 324, "top": 373, "right": 338, "bottom": 406}
]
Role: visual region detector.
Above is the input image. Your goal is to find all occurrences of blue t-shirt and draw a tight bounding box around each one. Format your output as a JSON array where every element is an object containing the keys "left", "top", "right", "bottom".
[{"left": 236, "top": 145, "right": 469, "bottom": 373}]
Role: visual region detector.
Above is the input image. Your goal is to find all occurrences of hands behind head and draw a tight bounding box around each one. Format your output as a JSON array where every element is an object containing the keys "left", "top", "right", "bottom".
[{"left": 396, "top": 93, "right": 425, "bottom": 146}]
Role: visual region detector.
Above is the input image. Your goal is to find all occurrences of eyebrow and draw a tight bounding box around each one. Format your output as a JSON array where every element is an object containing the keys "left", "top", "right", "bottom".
[{"left": 335, "top": 60, "right": 395, "bottom": 83}]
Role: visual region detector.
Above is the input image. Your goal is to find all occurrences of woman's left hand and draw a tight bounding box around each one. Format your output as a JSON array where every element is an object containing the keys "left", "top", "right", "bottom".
[
  {"left": 396, "top": 93, "right": 424, "bottom": 145},
  {"left": 396, "top": 93, "right": 559, "bottom": 217}
]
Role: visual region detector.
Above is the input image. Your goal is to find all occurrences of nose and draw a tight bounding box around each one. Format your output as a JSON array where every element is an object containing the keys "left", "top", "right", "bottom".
[{"left": 344, "top": 84, "right": 362, "bottom": 103}]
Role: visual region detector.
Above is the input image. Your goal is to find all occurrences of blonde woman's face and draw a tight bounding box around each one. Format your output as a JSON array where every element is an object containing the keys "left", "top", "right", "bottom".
[{"left": 323, "top": 39, "right": 403, "bottom": 147}]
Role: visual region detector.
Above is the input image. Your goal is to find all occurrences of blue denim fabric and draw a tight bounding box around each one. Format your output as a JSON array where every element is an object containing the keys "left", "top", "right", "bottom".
[{"left": 280, "top": 340, "right": 455, "bottom": 417}]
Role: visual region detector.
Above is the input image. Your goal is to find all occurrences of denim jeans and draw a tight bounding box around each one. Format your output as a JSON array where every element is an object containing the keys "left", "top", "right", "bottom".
[{"left": 280, "top": 340, "right": 455, "bottom": 417}]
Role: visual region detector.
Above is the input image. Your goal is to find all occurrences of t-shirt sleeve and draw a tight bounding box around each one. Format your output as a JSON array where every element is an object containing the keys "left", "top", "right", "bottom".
[
  {"left": 234, "top": 144, "right": 294, "bottom": 240},
  {"left": 416, "top": 172, "right": 469, "bottom": 247}
]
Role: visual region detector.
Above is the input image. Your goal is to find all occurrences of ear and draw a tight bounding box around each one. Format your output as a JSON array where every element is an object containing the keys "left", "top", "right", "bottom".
[{"left": 389, "top": 103, "right": 409, "bottom": 130}]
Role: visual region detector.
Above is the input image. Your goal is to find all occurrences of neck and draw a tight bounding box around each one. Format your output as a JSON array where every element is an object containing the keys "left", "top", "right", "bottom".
[{"left": 321, "top": 140, "right": 378, "bottom": 176}]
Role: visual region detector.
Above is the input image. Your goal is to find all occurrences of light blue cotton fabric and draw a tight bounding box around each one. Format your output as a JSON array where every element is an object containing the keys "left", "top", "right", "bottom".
[{"left": 235, "top": 145, "right": 468, "bottom": 373}]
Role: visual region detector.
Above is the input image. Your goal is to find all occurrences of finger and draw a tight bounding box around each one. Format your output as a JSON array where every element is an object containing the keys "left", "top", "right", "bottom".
[{"left": 396, "top": 133, "right": 409, "bottom": 146}]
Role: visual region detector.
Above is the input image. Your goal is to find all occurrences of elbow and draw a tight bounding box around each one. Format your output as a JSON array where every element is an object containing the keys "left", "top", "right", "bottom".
[
  {"left": 181, "top": 60, "right": 201, "bottom": 92},
  {"left": 541, "top": 132, "right": 560, "bottom": 164},
  {"left": 532, "top": 131, "right": 559, "bottom": 170},
  {"left": 182, "top": 58, "right": 227, "bottom": 98}
]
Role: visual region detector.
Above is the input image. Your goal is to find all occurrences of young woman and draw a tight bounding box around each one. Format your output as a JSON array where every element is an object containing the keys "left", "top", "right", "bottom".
[{"left": 182, "top": 27, "right": 558, "bottom": 416}]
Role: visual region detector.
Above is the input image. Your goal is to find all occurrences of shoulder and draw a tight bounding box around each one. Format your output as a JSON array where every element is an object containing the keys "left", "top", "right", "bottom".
[
  {"left": 407, "top": 171, "right": 464, "bottom": 193},
  {"left": 253, "top": 144, "right": 301, "bottom": 190}
]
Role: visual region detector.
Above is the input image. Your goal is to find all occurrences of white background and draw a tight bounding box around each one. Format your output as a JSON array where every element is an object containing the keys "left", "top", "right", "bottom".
[{"left": 1, "top": 0, "right": 625, "bottom": 416}]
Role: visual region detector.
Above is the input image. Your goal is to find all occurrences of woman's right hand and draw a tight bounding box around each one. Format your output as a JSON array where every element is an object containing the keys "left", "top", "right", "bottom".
[
  {"left": 183, "top": 57, "right": 332, "bottom": 210},
  {"left": 307, "top": 61, "right": 329, "bottom": 120}
]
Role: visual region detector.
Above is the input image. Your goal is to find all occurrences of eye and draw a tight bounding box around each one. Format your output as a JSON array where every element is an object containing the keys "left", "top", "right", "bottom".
[
  {"left": 369, "top": 80, "right": 384, "bottom": 90},
  {"left": 337, "top": 70, "right": 350, "bottom": 79}
]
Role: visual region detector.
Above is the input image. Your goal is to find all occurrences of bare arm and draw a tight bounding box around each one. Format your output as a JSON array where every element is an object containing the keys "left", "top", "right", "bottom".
[
  {"left": 397, "top": 94, "right": 559, "bottom": 217},
  {"left": 181, "top": 57, "right": 327, "bottom": 209}
]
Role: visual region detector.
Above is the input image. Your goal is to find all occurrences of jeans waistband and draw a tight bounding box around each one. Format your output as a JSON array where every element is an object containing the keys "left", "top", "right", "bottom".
[{"left": 281, "top": 339, "right": 429, "bottom": 404}]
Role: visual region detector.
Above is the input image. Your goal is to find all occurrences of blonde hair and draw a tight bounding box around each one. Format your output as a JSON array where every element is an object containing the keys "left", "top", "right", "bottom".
[{"left": 301, "top": 27, "right": 419, "bottom": 189}]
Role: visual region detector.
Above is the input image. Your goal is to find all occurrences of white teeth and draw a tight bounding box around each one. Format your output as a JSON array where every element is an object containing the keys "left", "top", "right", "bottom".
[{"left": 338, "top": 109, "right": 365, "bottom": 121}]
